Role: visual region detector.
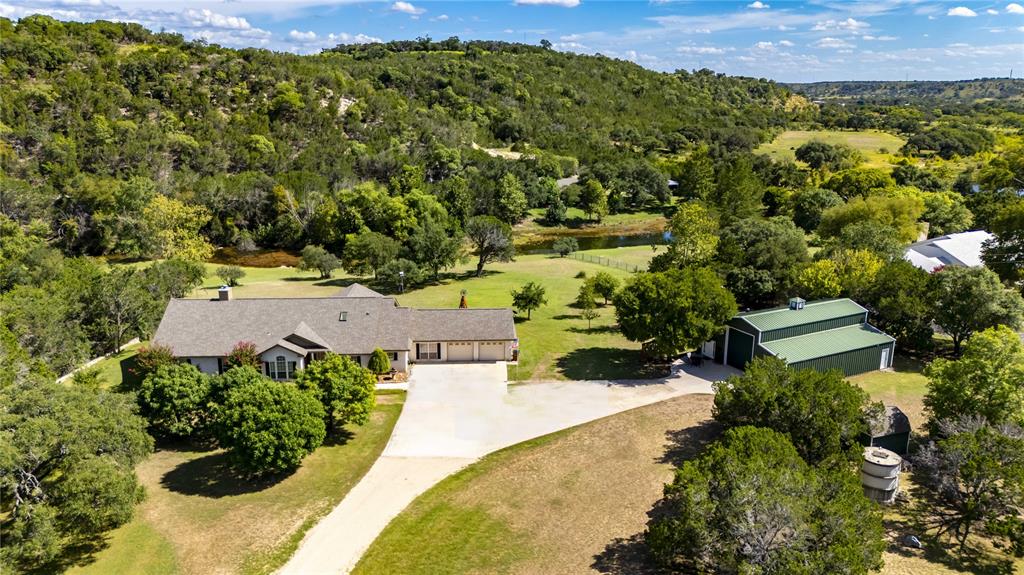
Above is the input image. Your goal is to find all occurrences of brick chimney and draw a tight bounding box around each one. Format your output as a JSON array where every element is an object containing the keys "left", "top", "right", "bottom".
[{"left": 218, "top": 286, "right": 233, "bottom": 301}]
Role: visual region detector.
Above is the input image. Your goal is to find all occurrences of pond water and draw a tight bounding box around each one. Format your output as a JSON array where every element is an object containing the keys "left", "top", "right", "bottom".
[{"left": 518, "top": 231, "right": 671, "bottom": 254}]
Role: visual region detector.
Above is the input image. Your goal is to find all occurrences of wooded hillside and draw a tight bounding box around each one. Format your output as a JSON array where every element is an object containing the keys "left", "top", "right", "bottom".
[{"left": 1, "top": 16, "right": 799, "bottom": 258}]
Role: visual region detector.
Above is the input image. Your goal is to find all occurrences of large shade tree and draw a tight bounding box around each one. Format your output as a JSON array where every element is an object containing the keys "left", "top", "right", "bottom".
[
  {"left": 931, "top": 266, "right": 1024, "bottom": 355},
  {"left": 716, "top": 216, "right": 809, "bottom": 308},
  {"left": 215, "top": 379, "right": 326, "bottom": 475},
  {"left": 924, "top": 325, "right": 1024, "bottom": 429},
  {"left": 613, "top": 267, "right": 736, "bottom": 359},
  {"left": 465, "top": 215, "right": 514, "bottom": 277},
  {"left": 713, "top": 356, "right": 875, "bottom": 464},
  {"left": 0, "top": 382, "right": 153, "bottom": 570},
  {"left": 646, "top": 426, "right": 885, "bottom": 574}
]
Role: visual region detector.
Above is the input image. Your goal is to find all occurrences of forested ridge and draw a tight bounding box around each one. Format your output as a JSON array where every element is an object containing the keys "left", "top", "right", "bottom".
[
  {"left": 1, "top": 15, "right": 798, "bottom": 259},
  {"left": 788, "top": 78, "right": 1024, "bottom": 103}
]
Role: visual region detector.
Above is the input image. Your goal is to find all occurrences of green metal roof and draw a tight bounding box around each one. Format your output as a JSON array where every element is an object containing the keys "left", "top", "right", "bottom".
[
  {"left": 736, "top": 298, "right": 866, "bottom": 332},
  {"left": 759, "top": 324, "right": 894, "bottom": 364}
]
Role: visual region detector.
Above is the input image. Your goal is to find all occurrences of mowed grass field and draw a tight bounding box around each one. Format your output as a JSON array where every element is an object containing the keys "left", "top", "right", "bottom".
[
  {"left": 186, "top": 246, "right": 662, "bottom": 381},
  {"left": 355, "top": 362, "right": 1024, "bottom": 575},
  {"left": 756, "top": 129, "right": 907, "bottom": 170},
  {"left": 69, "top": 393, "right": 405, "bottom": 575}
]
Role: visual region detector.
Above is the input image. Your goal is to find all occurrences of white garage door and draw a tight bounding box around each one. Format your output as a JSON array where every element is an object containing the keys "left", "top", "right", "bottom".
[
  {"left": 446, "top": 342, "right": 474, "bottom": 361},
  {"left": 478, "top": 342, "right": 506, "bottom": 361}
]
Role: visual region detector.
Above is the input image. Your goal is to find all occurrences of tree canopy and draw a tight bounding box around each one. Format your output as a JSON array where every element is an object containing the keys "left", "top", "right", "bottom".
[
  {"left": 646, "top": 426, "right": 885, "bottom": 574},
  {"left": 613, "top": 267, "right": 736, "bottom": 358}
]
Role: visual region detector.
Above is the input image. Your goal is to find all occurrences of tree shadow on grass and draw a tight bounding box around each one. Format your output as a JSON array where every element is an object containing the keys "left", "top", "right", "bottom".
[
  {"left": 322, "top": 427, "right": 355, "bottom": 447},
  {"left": 556, "top": 347, "right": 667, "bottom": 381},
  {"left": 658, "top": 420, "right": 722, "bottom": 467},
  {"left": 594, "top": 420, "right": 723, "bottom": 574},
  {"left": 160, "top": 450, "right": 295, "bottom": 498},
  {"left": 882, "top": 480, "right": 1018, "bottom": 575},
  {"left": 567, "top": 325, "right": 620, "bottom": 335}
]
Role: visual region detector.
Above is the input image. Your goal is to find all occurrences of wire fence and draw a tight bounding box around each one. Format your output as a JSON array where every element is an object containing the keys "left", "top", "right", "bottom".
[{"left": 566, "top": 252, "right": 643, "bottom": 273}]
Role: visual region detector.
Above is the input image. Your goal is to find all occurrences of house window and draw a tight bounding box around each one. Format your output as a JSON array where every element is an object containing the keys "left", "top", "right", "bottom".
[
  {"left": 416, "top": 343, "right": 440, "bottom": 360},
  {"left": 350, "top": 355, "right": 362, "bottom": 366},
  {"left": 264, "top": 355, "right": 296, "bottom": 379},
  {"left": 391, "top": 352, "right": 398, "bottom": 361},
  {"left": 339, "top": 311, "right": 348, "bottom": 322}
]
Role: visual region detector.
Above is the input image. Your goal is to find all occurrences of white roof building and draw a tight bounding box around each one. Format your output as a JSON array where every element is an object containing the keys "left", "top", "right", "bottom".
[{"left": 904, "top": 230, "right": 993, "bottom": 273}]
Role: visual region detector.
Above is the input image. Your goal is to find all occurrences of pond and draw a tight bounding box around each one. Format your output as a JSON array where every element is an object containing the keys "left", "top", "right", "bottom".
[{"left": 518, "top": 231, "right": 671, "bottom": 254}]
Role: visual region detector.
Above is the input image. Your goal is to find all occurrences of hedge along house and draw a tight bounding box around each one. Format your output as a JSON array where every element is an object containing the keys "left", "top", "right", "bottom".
[{"left": 704, "top": 297, "right": 895, "bottom": 376}]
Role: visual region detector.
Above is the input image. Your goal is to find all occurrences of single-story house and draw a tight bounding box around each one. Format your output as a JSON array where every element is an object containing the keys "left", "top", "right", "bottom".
[
  {"left": 152, "top": 284, "right": 517, "bottom": 379},
  {"left": 703, "top": 297, "right": 895, "bottom": 376},
  {"left": 904, "top": 229, "right": 993, "bottom": 273}
]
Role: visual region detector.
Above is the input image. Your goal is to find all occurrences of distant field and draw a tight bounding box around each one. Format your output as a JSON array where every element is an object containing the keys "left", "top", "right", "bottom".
[{"left": 756, "top": 129, "right": 907, "bottom": 170}]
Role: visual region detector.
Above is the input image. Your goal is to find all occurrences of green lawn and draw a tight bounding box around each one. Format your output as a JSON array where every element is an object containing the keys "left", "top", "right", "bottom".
[
  {"left": 756, "top": 129, "right": 907, "bottom": 170},
  {"left": 848, "top": 354, "right": 930, "bottom": 429},
  {"left": 86, "top": 341, "right": 144, "bottom": 389},
  {"left": 183, "top": 248, "right": 663, "bottom": 381},
  {"left": 69, "top": 393, "right": 405, "bottom": 575}
]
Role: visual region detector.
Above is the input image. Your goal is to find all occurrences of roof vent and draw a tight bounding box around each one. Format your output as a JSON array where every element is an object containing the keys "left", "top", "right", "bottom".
[
  {"left": 788, "top": 297, "right": 806, "bottom": 311},
  {"left": 339, "top": 311, "right": 347, "bottom": 322},
  {"left": 218, "top": 286, "right": 233, "bottom": 301}
]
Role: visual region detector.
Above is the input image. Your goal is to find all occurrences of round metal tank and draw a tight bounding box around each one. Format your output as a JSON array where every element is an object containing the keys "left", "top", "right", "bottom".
[{"left": 861, "top": 447, "right": 902, "bottom": 504}]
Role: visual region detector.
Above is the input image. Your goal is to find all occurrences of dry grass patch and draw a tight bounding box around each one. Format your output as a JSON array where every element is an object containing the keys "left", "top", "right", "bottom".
[{"left": 354, "top": 395, "right": 718, "bottom": 575}]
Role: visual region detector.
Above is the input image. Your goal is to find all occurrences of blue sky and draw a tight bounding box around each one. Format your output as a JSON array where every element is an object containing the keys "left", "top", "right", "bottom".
[{"left": 2, "top": 0, "right": 1022, "bottom": 81}]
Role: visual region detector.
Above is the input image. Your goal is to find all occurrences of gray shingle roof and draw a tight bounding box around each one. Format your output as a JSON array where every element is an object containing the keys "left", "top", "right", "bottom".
[
  {"left": 336, "top": 283, "right": 384, "bottom": 298},
  {"left": 153, "top": 296, "right": 515, "bottom": 357},
  {"left": 410, "top": 308, "right": 518, "bottom": 341}
]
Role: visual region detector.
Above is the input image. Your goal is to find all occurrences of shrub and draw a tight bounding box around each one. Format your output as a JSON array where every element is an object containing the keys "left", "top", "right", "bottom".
[
  {"left": 295, "top": 353, "right": 376, "bottom": 430},
  {"left": 215, "top": 265, "right": 245, "bottom": 287},
  {"left": 216, "top": 379, "right": 326, "bottom": 475},
  {"left": 552, "top": 237, "right": 579, "bottom": 257},
  {"left": 367, "top": 348, "right": 391, "bottom": 376},
  {"left": 225, "top": 341, "right": 261, "bottom": 370},
  {"left": 131, "top": 343, "right": 175, "bottom": 381},
  {"left": 138, "top": 363, "right": 211, "bottom": 438}
]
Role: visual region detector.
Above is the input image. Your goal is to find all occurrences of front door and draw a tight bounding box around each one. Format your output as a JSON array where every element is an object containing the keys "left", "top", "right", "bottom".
[{"left": 880, "top": 347, "right": 889, "bottom": 369}]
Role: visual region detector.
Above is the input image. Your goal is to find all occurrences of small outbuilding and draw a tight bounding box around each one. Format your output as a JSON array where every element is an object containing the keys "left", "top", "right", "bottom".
[
  {"left": 862, "top": 405, "right": 911, "bottom": 455},
  {"left": 703, "top": 297, "right": 895, "bottom": 376}
]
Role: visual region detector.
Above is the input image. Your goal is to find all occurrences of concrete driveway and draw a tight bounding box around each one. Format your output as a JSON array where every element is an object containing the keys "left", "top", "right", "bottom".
[{"left": 279, "top": 360, "right": 736, "bottom": 575}]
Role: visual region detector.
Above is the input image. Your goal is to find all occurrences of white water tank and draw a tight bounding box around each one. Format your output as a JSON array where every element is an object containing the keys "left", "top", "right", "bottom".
[{"left": 861, "top": 447, "right": 902, "bottom": 504}]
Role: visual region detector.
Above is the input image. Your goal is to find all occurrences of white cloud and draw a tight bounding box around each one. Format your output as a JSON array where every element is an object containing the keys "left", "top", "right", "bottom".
[
  {"left": 754, "top": 41, "right": 775, "bottom": 49},
  {"left": 812, "top": 18, "right": 869, "bottom": 32},
  {"left": 1008, "top": 3, "right": 1024, "bottom": 14},
  {"left": 777, "top": 24, "right": 794, "bottom": 31},
  {"left": 747, "top": 1, "right": 769, "bottom": 8},
  {"left": 987, "top": 9, "right": 999, "bottom": 14},
  {"left": 813, "top": 37, "right": 855, "bottom": 49},
  {"left": 288, "top": 29, "right": 318, "bottom": 42},
  {"left": 514, "top": 0, "right": 581, "bottom": 6},
  {"left": 947, "top": 6, "right": 978, "bottom": 17},
  {"left": 1019, "top": 25, "right": 1024, "bottom": 31},
  {"left": 676, "top": 45, "right": 729, "bottom": 54},
  {"left": 391, "top": 1, "right": 425, "bottom": 15},
  {"left": 778, "top": 39, "right": 795, "bottom": 46},
  {"left": 328, "top": 32, "right": 382, "bottom": 44},
  {"left": 432, "top": 14, "right": 449, "bottom": 21}
]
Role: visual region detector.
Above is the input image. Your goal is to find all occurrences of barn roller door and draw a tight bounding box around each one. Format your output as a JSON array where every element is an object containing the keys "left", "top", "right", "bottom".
[{"left": 726, "top": 329, "right": 754, "bottom": 370}]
